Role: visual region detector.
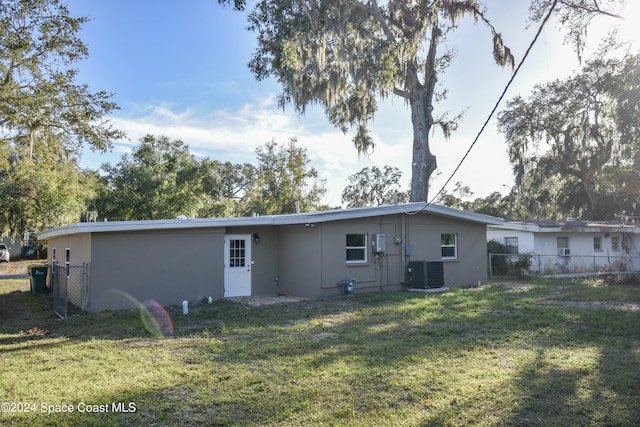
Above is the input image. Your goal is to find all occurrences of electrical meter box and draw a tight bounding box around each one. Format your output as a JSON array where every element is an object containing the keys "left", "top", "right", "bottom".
[{"left": 372, "top": 234, "right": 386, "bottom": 253}]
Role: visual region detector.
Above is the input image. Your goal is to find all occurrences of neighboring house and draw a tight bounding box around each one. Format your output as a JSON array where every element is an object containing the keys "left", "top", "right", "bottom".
[
  {"left": 1, "top": 235, "right": 28, "bottom": 260},
  {"left": 38, "top": 203, "right": 502, "bottom": 312},
  {"left": 488, "top": 219, "right": 640, "bottom": 276}
]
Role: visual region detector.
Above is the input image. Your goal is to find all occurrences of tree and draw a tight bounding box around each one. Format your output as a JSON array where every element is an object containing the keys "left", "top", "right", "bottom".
[
  {"left": 468, "top": 191, "right": 521, "bottom": 218},
  {"left": 436, "top": 181, "right": 474, "bottom": 210},
  {"left": 219, "top": 0, "right": 513, "bottom": 202},
  {"left": 0, "top": 0, "right": 123, "bottom": 238},
  {"left": 0, "top": 140, "right": 99, "bottom": 236},
  {"left": 528, "top": 0, "right": 626, "bottom": 61},
  {"left": 197, "top": 160, "right": 256, "bottom": 218},
  {"left": 0, "top": 0, "right": 123, "bottom": 156},
  {"left": 96, "top": 137, "right": 325, "bottom": 220},
  {"left": 341, "top": 166, "right": 408, "bottom": 207},
  {"left": 244, "top": 138, "right": 326, "bottom": 215},
  {"left": 498, "top": 53, "right": 640, "bottom": 219},
  {"left": 437, "top": 182, "right": 524, "bottom": 218},
  {"left": 98, "top": 135, "right": 208, "bottom": 220}
]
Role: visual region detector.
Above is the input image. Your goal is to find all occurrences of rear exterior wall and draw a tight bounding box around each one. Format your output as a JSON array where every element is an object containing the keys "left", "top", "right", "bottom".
[
  {"left": 89, "top": 229, "right": 224, "bottom": 312},
  {"left": 276, "top": 213, "right": 489, "bottom": 298},
  {"left": 404, "top": 214, "right": 489, "bottom": 288}
]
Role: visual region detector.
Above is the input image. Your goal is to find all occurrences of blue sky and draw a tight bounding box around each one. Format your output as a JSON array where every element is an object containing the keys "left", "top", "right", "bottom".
[{"left": 67, "top": 0, "right": 636, "bottom": 207}]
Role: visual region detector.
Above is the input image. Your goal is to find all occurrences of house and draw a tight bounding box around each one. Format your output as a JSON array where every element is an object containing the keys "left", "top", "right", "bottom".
[
  {"left": 38, "top": 202, "right": 503, "bottom": 312},
  {"left": 487, "top": 219, "right": 640, "bottom": 276}
]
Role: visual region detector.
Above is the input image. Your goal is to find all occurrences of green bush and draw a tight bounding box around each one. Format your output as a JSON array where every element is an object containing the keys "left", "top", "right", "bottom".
[
  {"left": 603, "top": 273, "right": 640, "bottom": 286},
  {"left": 512, "top": 253, "right": 532, "bottom": 278}
]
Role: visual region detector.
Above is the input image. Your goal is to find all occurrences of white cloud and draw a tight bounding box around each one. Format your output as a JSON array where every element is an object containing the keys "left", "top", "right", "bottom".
[
  {"left": 87, "top": 91, "right": 517, "bottom": 207},
  {"left": 87, "top": 98, "right": 399, "bottom": 206}
]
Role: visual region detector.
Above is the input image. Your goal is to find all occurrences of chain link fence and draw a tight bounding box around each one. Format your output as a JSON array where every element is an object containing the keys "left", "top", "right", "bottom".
[
  {"left": 52, "top": 262, "right": 89, "bottom": 320},
  {"left": 489, "top": 253, "right": 639, "bottom": 279}
]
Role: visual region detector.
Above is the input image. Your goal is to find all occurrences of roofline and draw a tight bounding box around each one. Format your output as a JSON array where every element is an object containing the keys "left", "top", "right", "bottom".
[
  {"left": 488, "top": 222, "right": 541, "bottom": 232},
  {"left": 38, "top": 202, "right": 504, "bottom": 240},
  {"left": 489, "top": 220, "right": 640, "bottom": 233}
]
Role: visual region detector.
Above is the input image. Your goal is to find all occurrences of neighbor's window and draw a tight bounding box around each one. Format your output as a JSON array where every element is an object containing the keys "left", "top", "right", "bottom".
[
  {"left": 65, "top": 248, "right": 70, "bottom": 277},
  {"left": 611, "top": 236, "right": 620, "bottom": 251},
  {"left": 594, "top": 237, "right": 602, "bottom": 252},
  {"left": 505, "top": 237, "right": 519, "bottom": 255},
  {"left": 441, "top": 234, "right": 458, "bottom": 259},
  {"left": 557, "top": 237, "right": 569, "bottom": 255},
  {"left": 346, "top": 234, "right": 367, "bottom": 263}
]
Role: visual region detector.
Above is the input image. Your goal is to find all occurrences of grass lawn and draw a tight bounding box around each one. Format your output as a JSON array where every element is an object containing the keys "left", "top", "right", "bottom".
[{"left": 1, "top": 275, "right": 640, "bottom": 426}]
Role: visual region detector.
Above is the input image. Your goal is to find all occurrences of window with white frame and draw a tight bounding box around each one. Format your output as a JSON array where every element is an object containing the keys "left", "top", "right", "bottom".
[
  {"left": 557, "top": 237, "right": 569, "bottom": 256},
  {"left": 505, "top": 237, "right": 519, "bottom": 255},
  {"left": 611, "top": 236, "right": 620, "bottom": 251},
  {"left": 64, "top": 248, "right": 70, "bottom": 277},
  {"left": 346, "top": 234, "right": 367, "bottom": 263},
  {"left": 594, "top": 237, "right": 602, "bottom": 252},
  {"left": 441, "top": 233, "right": 458, "bottom": 259}
]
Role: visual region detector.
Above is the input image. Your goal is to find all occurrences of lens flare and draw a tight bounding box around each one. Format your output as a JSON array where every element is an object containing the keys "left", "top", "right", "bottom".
[
  {"left": 100, "top": 289, "right": 174, "bottom": 338},
  {"left": 141, "top": 299, "right": 174, "bottom": 337}
]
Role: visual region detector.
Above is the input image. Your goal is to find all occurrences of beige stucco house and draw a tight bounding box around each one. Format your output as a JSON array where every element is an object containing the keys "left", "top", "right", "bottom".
[{"left": 38, "top": 202, "right": 502, "bottom": 312}]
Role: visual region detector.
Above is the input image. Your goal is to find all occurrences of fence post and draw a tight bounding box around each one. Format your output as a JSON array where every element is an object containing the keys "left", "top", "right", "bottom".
[{"left": 488, "top": 253, "right": 493, "bottom": 279}]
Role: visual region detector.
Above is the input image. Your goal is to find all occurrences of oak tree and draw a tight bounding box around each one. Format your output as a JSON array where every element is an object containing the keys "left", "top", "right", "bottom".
[
  {"left": 219, "top": 0, "right": 513, "bottom": 202},
  {"left": 244, "top": 138, "right": 326, "bottom": 215},
  {"left": 197, "top": 159, "right": 256, "bottom": 218},
  {"left": 0, "top": 0, "right": 123, "bottom": 237},
  {"left": 98, "top": 135, "right": 208, "bottom": 220},
  {"left": 0, "top": 141, "right": 99, "bottom": 235},
  {"left": 498, "top": 54, "right": 640, "bottom": 219},
  {"left": 341, "top": 166, "right": 408, "bottom": 207},
  {"left": 528, "top": 0, "right": 626, "bottom": 61},
  {"left": 0, "top": 0, "right": 123, "bottom": 156}
]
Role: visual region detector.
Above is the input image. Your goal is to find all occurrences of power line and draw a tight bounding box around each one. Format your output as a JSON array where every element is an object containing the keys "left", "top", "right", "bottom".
[{"left": 426, "top": 0, "right": 559, "bottom": 206}]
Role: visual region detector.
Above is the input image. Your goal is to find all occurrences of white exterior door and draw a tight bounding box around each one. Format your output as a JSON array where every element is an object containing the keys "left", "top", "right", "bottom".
[{"left": 224, "top": 235, "right": 252, "bottom": 297}]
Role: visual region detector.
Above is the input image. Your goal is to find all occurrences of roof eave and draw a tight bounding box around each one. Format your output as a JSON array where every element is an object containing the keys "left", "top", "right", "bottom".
[{"left": 38, "top": 203, "right": 504, "bottom": 240}]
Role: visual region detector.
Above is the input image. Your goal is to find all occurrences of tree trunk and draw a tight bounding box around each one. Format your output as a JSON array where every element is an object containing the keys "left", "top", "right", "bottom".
[
  {"left": 409, "top": 94, "right": 437, "bottom": 202},
  {"left": 580, "top": 176, "right": 599, "bottom": 215},
  {"left": 408, "top": 28, "right": 439, "bottom": 203}
]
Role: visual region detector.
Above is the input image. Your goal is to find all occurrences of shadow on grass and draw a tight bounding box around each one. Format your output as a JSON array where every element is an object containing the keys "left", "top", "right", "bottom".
[
  {"left": 500, "top": 343, "right": 640, "bottom": 426},
  {"left": 2, "top": 279, "right": 640, "bottom": 425}
]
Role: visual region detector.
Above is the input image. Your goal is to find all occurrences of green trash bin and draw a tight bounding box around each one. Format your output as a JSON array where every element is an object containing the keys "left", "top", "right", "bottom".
[{"left": 28, "top": 265, "right": 48, "bottom": 295}]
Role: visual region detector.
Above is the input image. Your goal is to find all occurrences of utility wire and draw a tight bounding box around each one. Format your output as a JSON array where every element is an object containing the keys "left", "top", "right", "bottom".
[{"left": 426, "top": 0, "right": 559, "bottom": 207}]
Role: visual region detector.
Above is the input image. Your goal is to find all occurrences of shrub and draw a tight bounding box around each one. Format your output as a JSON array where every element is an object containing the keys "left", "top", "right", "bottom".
[
  {"left": 602, "top": 273, "right": 640, "bottom": 286},
  {"left": 512, "top": 253, "right": 532, "bottom": 278}
]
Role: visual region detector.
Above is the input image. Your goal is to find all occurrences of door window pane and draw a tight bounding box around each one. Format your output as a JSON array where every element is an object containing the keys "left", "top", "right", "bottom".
[{"left": 229, "top": 239, "right": 245, "bottom": 267}]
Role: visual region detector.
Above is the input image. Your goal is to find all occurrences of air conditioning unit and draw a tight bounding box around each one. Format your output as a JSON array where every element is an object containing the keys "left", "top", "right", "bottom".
[
  {"left": 407, "top": 261, "right": 444, "bottom": 289},
  {"left": 559, "top": 248, "right": 571, "bottom": 256}
]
